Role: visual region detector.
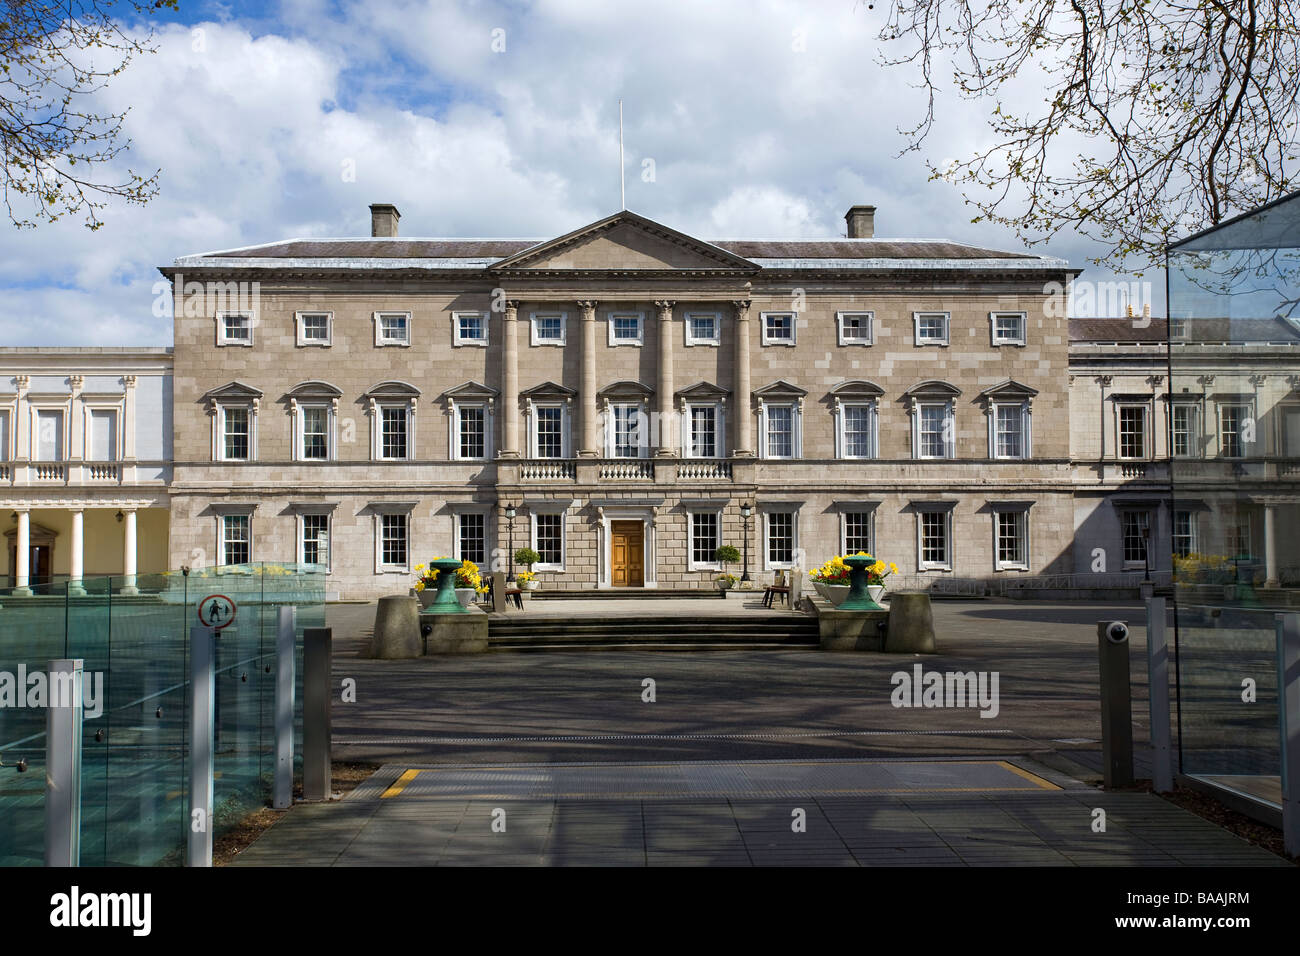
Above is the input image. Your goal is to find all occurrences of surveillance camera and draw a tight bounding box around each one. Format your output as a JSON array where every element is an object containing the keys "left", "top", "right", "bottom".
[{"left": 1106, "top": 621, "right": 1129, "bottom": 643}]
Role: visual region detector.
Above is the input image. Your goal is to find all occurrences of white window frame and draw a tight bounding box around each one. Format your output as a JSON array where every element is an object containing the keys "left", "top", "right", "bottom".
[
  {"left": 1172, "top": 509, "right": 1197, "bottom": 558},
  {"left": 605, "top": 402, "right": 650, "bottom": 458},
  {"left": 684, "top": 310, "right": 721, "bottom": 347},
  {"left": 606, "top": 310, "right": 645, "bottom": 347},
  {"left": 991, "top": 506, "right": 1030, "bottom": 571},
  {"left": 297, "top": 511, "right": 332, "bottom": 573},
  {"left": 1170, "top": 402, "right": 1200, "bottom": 458},
  {"left": 530, "top": 508, "right": 567, "bottom": 572},
  {"left": 529, "top": 402, "right": 571, "bottom": 459},
  {"left": 912, "top": 401, "right": 955, "bottom": 459},
  {"left": 294, "top": 401, "right": 335, "bottom": 462},
  {"left": 916, "top": 507, "right": 954, "bottom": 571},
  {"left": 451, "top": 401, "right": 492, "bottom": 461},
  {"left": 1116, "top": 403, "right": 1150, "bottom": 460},
  {"left": 217, "top": 513, "right": 253, "bottom": 567},
  {"left": 215, "top": 403, "right": 256, "bottom": 462},
  {"left": 989, "top": 402, "right": 1031, "bottom": 460},
  {"left": 373, "top": 311, "right": 412, "bottom": 347},
  {"left": 295, "top": 311, "right": 332, "bottom": 347},
  {"left": 84, "top": 403, "right": 122, "bottom": 462},
  {"left": 687, "top": 507, "right": 725, "bottom": 571},
  {"left": 762, "top": 508, "right": 799, "bottom": 571},
  {"left": 835, "top": 401, "right": 878, "bottom": 460},
  {"left": 375, "top": 511, "right": 411, "bottom": 573},
  {"left": 452, "top": 311, "right": 489, "bottom": 347},
  {"left": 0, "top": 406, "right": 12, "bottom": 462},
  {"left": 989, "top": 311, "right": 1027, "bottom": 347},
  {"left": 1120, "top": 509, "right": 1152, "bottom": 569},
  {"left": 31, "top": 405, "right": 68, "bottom": 462},
  {"left": 760, "top": 311, "right": 797, "bottom": 346},
  {"left": 373, "top": 402, "right": 415, "bottom": 461},
  {"left": 836, "top": 311, "right": 874, "bottom": 347},
  {"left": 682, "top": 402, "right": 725, "bottom": 459},
  {"left": 1218, "top": 402, "right": 1251, "bottom": 459},
  {"left": 453, "top": 509, "right": 490, "bottom": 566},
  {"left": 530, "top": 311, "right": 568, "bottom": 347},
  {"left": 913, "top": 311, "right": 950, "bottom": 346},
  {"left": 758, "top": 400, "right": 802, "bottom": 460},
  {"left": 216, "top": 312, "right": 254, "bottom": 347},
  {"left": 839, "top": 510, "right": 876, "bottom": 557}
]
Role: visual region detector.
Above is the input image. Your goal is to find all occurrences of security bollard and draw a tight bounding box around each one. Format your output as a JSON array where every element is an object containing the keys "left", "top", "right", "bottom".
[
  {"left": 273, "top": 606, "right": 296, "bottom": 810},
  {"left": 1097, "top": 620, "right": 1134, "bottom": 789},
  {"left": 188, "top": 626, "right": 216, "bottom": 867},
  {"left": 44, "top": 659, "right": 84, "bottom": 867},
  {"left": 1145, "top": 598, "right": 1174, "bottom": 793}
]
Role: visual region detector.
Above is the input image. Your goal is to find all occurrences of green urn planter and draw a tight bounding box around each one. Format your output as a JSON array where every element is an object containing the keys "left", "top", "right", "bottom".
[
  {"left": 840, "top": 555, "right": 883, "bottom": 610},
  {"left": 423, "top": 557, "right": 469, "bottom": 614}
]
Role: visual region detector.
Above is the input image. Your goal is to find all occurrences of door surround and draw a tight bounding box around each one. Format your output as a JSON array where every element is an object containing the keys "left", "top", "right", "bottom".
[{"left": 596, "top": 505, "right": 658, "bottom": 588}]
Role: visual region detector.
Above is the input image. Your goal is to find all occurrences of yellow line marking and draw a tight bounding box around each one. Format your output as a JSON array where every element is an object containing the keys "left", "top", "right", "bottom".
[
  {"left": 996, "top": 761, "right": 1061, "bottom": 791},
  {"left": 381, "top": 768, "right": 422, "bottom": 799}
]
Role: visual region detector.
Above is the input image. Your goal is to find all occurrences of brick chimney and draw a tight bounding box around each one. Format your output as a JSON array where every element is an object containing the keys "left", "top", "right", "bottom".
[
  {"left": 370, "top": 203, "right": 401, "bottom": 238},
  {"left": 844, "top": 204, "right": 876, "bottom": 239}
]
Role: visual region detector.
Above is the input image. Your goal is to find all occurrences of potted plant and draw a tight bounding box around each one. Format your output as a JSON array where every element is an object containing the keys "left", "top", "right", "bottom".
[
  {"left": 809, "top": 555, "right": 851, "bottom": 604},
  {"left": 412, "top": 563, "right": 438, "bottom": 608},
  {"left": 415, "top": 558, "right": 488, "bottom": 608},
  {"left": 850, "top": 552, "right": 898, "bottom": 604},
  {"left": 714, "top": 545, "right": 741, "bottom": 597},
  {"left": 514, "top": 548, "right": 541, "bottom": 590},
  {"left": 515, "top": 569, "right": 536, "bottom": 600}
]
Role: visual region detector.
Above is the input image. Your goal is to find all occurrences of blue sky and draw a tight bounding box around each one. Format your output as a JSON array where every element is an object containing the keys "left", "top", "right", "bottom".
[{"left": 0, "top": 0, "right": 1159, "bottom": 347}]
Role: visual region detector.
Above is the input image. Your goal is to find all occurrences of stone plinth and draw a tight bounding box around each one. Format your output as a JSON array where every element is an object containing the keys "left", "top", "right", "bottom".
[
  {"left": 810, "top": 593, "right": 889, "bottom": 651},
  {"left": 370, "top": 595, "right": 422, "bottom": 659},
  {"left": 884, "top": 591, "right": 937, "bottom": 653},
  {"left": 422, "top": 607, "right": 489, "bottom": 654}
]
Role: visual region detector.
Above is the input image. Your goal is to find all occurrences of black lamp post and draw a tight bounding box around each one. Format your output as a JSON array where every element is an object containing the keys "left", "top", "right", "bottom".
[
  {"left": 1142, "top": 522, "right": 1151, "bottom": 583},
  {"left": 505, "top": 503, "right": 517, "bottom": 583},
  {"left": 740, "top": 502, "right": 753, "bottom": 583}
]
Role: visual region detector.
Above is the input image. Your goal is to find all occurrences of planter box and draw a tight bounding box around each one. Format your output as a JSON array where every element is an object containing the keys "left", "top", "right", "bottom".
[{"left": 455, "top": 588, "right": 477, "bottom": 608}]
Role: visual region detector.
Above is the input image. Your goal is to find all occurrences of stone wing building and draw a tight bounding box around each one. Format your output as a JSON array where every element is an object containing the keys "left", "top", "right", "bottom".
[{"left": 163, "top": 204, "right": 1080, "bottom": 599}]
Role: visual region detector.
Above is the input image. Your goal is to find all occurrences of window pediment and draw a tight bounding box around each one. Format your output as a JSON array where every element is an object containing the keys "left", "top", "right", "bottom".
[
  {"left": 520, "top": 381, "right": 576, "bottom": 401},
  {"left": 753, "top": 380, "right": 808, "bottom": 401},
  {"left": 363, "top": 380, "right": 421, "bottom": 400},
  {"left": 903, "top": 380, "right": 961, "bottom": 400},
  {"left": 440, "top": 380, "right": 499, "bottom": 402},
  {"left": 598, "top": 380, "right": 654, "bottom": 401},
  {"left": 978, "top": 379, "right": 1038, "bottom": 401},
  {"left": 828, "top": 380, "right": 884, "bottom": 400},
  {"left": 675, "top": 381, "right": 730, "bottom": 402},
  {"left": 286, "top": 380, "right": 343, "bottom": 401},
  {"left": 203, "top": 381, "right": 263, "bottom": 403}
]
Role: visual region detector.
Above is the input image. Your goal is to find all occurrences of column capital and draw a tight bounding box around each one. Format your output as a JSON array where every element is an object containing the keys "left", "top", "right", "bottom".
[
  {"left": 654, "top": 300, "right": 676, "bottom": 315},
  {"left": 576, "top": 300, "right": 599, "bottom": 315},
  {"left": 732, "top": 299, "right": 752, "bottom": 315},
  {"left": 122, "top": 375, "right": 137, "bottom": 389},
  {"left": 68, "top": 375, "right": 84, "bottom": 391},
  {"left": 504, "top": 299, "right": 521, "bottom": 315}
]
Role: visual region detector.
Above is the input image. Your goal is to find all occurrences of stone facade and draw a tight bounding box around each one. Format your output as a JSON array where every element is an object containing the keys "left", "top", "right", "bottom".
[{"left": 162, "top": 207, "right": 1082, "bottom": 599}]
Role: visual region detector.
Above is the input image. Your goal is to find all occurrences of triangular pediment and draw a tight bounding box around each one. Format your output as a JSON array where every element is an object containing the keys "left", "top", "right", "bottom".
[
  {"left": 520, "top": 381, "right": 577, "bottom": 400},
  {"left": 440, "top": 380, "right": 499, "bottom": 401},
  {"left": 202, "top": 381, "right": 263, "bottom": 402},
  {"left": 491, "top": 211, "right": 759, "bottom": 273},
  {"left": 978, "top": 379, "right": 1038, "bottom": 401},
  {"left": 675, "top": 381, "right": 730, "bottom": 401},
  {"left": 753, "top": 379, "right": 808, "bottom": 399}
]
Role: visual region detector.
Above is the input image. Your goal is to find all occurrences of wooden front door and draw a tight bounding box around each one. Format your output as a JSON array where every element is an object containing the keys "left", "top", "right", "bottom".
[{"left": 610, "top": 521, "right": 645, "bottom": 587}]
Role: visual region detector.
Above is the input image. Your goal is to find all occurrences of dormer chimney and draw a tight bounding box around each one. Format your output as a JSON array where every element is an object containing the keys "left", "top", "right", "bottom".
[
  {"left": 844, "top": 205, "right": 876, "bottom": 239},
  {"left": 370, "top": 203, "right": 401, "bottom": 238}
]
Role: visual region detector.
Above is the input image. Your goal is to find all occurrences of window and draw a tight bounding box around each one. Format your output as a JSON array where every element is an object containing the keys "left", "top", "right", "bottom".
[
  {"left": 88, "top": 409, "right": 118, "bottom": 461},
  {"left": 1121, "top": 511, "right": 1150, "bottom": 566},
  {"left": 690, "top": 512, "right": 721, "bottom": 569},
  {"left": 610, "top": 404, "right": 643, "bottom": 458},
  {"left": 837, "top": 312, "right": 874, "bottom": 346},
  {"left": 1118, "top": 406, "right": 1148, "bottom": 459},
  {"left": 530, "top": 312, "right": 567, "bottom": 346},
  {"left": 457, "top": 405, "right": 487, "bottom": 460},
  {"left": 764, "top": 405, "right": 796, "bottom": 459},
  {"left": 535, "top": 406, "right": 565, "bottom": 458},
  {"left": 374, "top": 312, "right": 411, "bottom": 346},
  {"left": 914, "top": 312, "right": 949, "bottom": 345},
  {"left": 453, "top": 312, "right": 488, "bottom": 347},
  {"left": 35, "top": 409, "right": 64, "bottom": 461},
  {"left": 1282, "top": 405, "right": 1300, "bottom": 457},
  {"left": 838, "top": 404, "right": 876, "bottom": 459},
  {"left": 380, "top": 513, "right": 408, "bottom": 569},
  {"left": 1169, "top": 318, "right": 1188, "bottom": 338},
  {"left": 995, "top": 510, "right": 1028, "bottom": 569},
  {"left": 688, "top": 405, "right": 718, "bottom": 458},
  {"left": 301, "top": 514, "right": 330, "bottom": 570},
  {"left": 993, "top": 404, "right": 1027, "bottom": 459},
  {"left": 1171, "top": 404, "right": 1199, "bottom": 458},
  {"left": 222, "top": 407, "right": 250, "bottom": 461},
  {"left": 296, "top": 312, "right": 331, "bottom": 347},
  {"left": 217, "top": 313, "right": 253, "bottom": 346},
  {"left": 1172, "top": 510, "right": 1196, "bottom": 558},
  {"left": 298, "top": 405, "right": 329, "bottom": 460},
  {"left": 1219, "top": 403, "right": 1249, "bottom": 458},
  {"left": 765, "top": 511, "right": 796, "bottom": 567},
  {"left": 457, "top": 513, "right": 487, "bottom": 565},
  {"left": 990, "top": 312, "right": 1026, "bottom": 346},
  {"left": 761, "top": 312, "right": 796, "bottom": 346},
  {"left": 607, "top": 311, "right": 644, "bottom": 346},
  {"left": 0, "top": 410, "right": 9, "bottom": 461},
  {"left": 918, "top": 510, "right": 951, "bottom": 569},
  {"left": 685, "top": 311, "right": 720, "bottom": 346},
  {"left": 842, "top": 512, "right": 874, "bottom": 556},
  {"left": 380, "top": 406, "right": 409, "bottom": 460},
  {"left": 917, "top": 404, "right": 952, "bottom": 459},
  {"left": 533, "top": 512, "right": 564, "bottom": 568},
  {"left": 1227, "top": 513, "right": 1252, "bottom": 559},
  {"left": 220, "top": 514, "right": 251, "bottom": 566}
]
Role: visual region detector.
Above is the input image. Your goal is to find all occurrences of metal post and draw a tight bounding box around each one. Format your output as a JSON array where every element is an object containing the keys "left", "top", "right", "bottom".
[
  {"left": 44, "top": 658, "right": 83, "bottom": 867},
  {"left": 741, "top": 512, "right": 751, "bottom": 583},
  {"left": 1097, "top": 620, "right": 1134, "bottom": 789},
  {"left": 188, "top": 626, "right": 215, "bottom": 867},
  {"left": 1277, "top": 612, "right": 1300, "bottom": 857},
  {"left": 274, "top": 606, "right": 296, "bottom": 810},
  {"left": 303, "top": 627, "right": 333, "bottom": 802},
  {"left": 1145, "top": 598, "right": 1173, "bottom": 793}
]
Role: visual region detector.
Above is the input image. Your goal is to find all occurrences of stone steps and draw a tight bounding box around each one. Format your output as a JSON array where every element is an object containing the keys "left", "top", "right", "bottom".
[
  {"left": 488, "top": 615, "right": 819, "bottom": 650},
  {"left": 529, "top": 588, "right": 754, "bottom": 601}
]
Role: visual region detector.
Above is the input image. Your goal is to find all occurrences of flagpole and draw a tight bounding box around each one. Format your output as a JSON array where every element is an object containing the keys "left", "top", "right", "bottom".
[{"left": 619, "top": 99, "right": 625, "bottom": 210}]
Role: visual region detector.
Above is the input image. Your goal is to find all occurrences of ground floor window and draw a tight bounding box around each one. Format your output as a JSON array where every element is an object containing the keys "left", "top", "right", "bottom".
[
  {"left": 995, "top": 510, "right": 1028, "bottom": 569},
  {"left": 1227, "top": 512, "right": 1252, "bottom": 559},
  {"left": 301, "top": 513, "right": 330, "bottom": 570},
  {"left": 918, "top": 510, "right": 951, "bottom": 570},
  {"left": 690, "top": 512, "right": 721, "bottom": 568},
  {"left": 533, "top": 512, "right": 564, "bottom": 568},
  {"left": 766, "top": 511, "right": 795, "bottom": 567},
  {"left": 842, "top": 512, "right": 873, "bottom": 556},
  {"left": 380, "top": 513, "right": 408, "bottom": 569},
  {"left": 1121, "top": 511, "right": 1150, "bottom": 566},
  {"left": 458, "top": 512, "right": 487, "bottom": 564},
  {"left": 1172, "top": 510, "right": 1196, "bottom": 558},
  {"left": 220, "top": 514, "right": 250, "bottom": 566}
]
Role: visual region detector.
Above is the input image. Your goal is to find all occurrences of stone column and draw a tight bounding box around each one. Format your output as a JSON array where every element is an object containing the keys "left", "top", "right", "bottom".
[
  {"left": 69, "top": 509, "right": 85, "bottom": 595},
  {"left": 501, "top": 300, "right": 520, "bottom": 457},
  {"left": 733, "top": 299, "right": 753, "bottom": 456},
  {"left": 578, "top": 300, "right": 599, "bottom": 457},
  {"left": 122, "top": 508, "right": 138, "bottom": 595},
  {"left": 14, "top": 508, "right": 31, "bottom": 595},
  {"left": 1265, "top": 503, "right": 1279, "bottom": 588},
  {"left": 655, "top": 300, "right": 676, "bottom": 457}
]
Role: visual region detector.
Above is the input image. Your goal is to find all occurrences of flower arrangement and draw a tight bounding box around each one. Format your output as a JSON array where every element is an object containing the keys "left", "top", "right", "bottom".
[
  {"left": 715, "top": 572, "right": 738, "bottom": 589},
  {"left": 516, "top": 570, "right": 536, "bottom": 584},
  {"left": 1172, "top": 552, "right": 1232, "bottom": 584},
  {"left": 413, "top": 558, "right": 489, "bottom": 593},
  {"left": 810, "top": 552, "right": 898, "bottom": 586}
]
